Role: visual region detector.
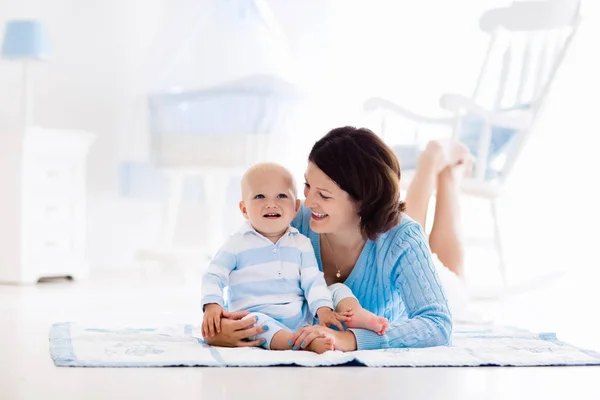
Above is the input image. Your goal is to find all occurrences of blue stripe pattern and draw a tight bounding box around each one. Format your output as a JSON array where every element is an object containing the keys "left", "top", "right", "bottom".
[
  {"left": 201, "top": 222, "right": 334, "bottom": 330},
  {"left": 236, "top": 246, "right": 302, "bottom": 270}
]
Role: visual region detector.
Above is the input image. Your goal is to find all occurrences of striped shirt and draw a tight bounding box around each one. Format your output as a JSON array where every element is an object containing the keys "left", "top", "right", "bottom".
[{"left": 201, "top": 221, "right": 334, "bottom": 330}]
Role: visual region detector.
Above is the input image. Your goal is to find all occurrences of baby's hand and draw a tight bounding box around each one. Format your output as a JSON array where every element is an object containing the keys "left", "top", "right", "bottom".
[
  {"left": 202, "top": 303, "right": 225, "bottom": 338},
  {"left": 316, "top": 307, "right": 352, "bottom": 332}
]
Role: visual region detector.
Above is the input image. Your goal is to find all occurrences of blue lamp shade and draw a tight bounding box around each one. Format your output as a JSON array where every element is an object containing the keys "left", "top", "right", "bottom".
[{"left": 1, "top": 20, "right": 50, "bottom": 60}]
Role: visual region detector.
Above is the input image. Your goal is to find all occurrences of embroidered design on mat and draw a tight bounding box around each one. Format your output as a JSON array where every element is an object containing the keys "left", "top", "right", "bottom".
[{"left": 105, "top": 342, "right": 166, "bottom": 357}]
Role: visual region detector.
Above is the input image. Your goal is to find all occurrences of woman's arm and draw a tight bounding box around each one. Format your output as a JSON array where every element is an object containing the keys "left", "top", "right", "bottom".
[
  {"left": 349, "top": 223, "right": 452, "bottom": 350},
  {"left": 292, "top": 223, "right": 452, "bottom": 352}
]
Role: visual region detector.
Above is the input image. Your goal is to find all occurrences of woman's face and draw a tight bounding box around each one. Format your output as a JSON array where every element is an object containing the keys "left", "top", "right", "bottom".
[{"left": 303, "top": 162, "right": 360, "bottom": 234}]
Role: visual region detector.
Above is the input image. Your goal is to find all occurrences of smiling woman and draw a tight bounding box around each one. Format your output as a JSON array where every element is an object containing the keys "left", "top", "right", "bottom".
[{"left": 287, "top": 126, "right": 471, "bottom": 351}]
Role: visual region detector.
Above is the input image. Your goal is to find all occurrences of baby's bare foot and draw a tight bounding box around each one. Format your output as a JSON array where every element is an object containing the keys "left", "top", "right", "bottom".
[
  {"left": 306, "top": 336, "right": 335, "bottom": 354},
  {"left": 345, "top": 308, "right": 389, "bottom": 335}
]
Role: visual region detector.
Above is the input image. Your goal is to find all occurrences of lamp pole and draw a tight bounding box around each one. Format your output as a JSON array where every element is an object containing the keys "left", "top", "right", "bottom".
[{"left": 22, "top": 60, "right": 33, "bottom": 133}]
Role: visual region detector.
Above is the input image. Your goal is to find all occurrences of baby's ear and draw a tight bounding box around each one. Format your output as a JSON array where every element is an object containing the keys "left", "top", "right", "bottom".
[
  {"left": 295, "top": 199, "right": 300, "bottom": 212},
  {"left": 239, "top": 201, "right": 249, "bottom": 219}
]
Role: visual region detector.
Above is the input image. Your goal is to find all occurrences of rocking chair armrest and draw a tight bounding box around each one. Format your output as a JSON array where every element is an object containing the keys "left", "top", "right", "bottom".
[
  {"left": 439, "top": 93, "right": 531, "bottom": 130},
  {"left": 364, "top": 97, "right": 455, "bottom": 126}
]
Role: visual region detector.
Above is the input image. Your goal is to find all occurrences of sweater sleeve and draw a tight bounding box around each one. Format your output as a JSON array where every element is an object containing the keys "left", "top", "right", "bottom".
[{"left": 349, "top": 223, "right": 453, "bottom": 350}]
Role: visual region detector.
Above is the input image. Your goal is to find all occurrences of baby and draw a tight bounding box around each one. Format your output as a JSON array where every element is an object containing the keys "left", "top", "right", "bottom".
[{"left": 201, "top": 162, "right": 388, "bottom": 353}]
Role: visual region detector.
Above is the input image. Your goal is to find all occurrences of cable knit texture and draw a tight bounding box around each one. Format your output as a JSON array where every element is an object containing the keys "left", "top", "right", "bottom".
[{"left": 292, "top": 205, "right": 453, "bottom": 350}]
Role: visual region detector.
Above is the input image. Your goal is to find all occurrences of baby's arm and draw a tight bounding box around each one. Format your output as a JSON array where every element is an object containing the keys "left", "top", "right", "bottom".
[
  {"left": 297, "top": 235, "right": 334, "bottom": 316},
  {"left": 201, "top": 238, "right": 237, "bottom": 336},
  {"left": 296, "top": 235, "right": 354, "bottom": 331}
]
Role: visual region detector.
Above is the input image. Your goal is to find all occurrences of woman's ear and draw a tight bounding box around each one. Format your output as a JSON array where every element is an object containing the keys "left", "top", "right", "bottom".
[
  {"left": 239, "top": 201, "right": 249, "bottom": 219},
  {"left": 354, "top": 200, "right": 362, "bottom": 216}
]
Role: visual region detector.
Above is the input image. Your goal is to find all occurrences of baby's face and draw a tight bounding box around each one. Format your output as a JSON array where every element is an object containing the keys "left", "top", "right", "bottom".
[{"left": 240, "top": 169, "right": 299, "bottom": 237}]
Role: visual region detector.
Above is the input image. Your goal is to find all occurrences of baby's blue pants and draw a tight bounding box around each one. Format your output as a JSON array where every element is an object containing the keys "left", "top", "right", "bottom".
[{"left": 246, "top": 283, "right": 355, "bottom": 349}]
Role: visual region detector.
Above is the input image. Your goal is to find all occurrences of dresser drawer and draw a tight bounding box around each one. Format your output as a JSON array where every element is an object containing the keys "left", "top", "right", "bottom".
[
  {"left": 23, "top": 195, "right": 74, "bottom": 225},
  {"left": 26, "top": 225, "right": 75, "bottom": 263},
  {"left": 22, "top": 156, "right": 77, "bottom": 196}
]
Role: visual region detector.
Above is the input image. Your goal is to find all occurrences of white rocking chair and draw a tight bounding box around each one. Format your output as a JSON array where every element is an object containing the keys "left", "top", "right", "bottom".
[{"left": 364, "top": 0, "right": 581, "bottom": 288}]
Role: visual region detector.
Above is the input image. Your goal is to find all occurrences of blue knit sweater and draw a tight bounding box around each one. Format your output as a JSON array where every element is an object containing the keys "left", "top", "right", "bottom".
[{"left": 291, "top": 205, "right": 452, "bottom": 350}]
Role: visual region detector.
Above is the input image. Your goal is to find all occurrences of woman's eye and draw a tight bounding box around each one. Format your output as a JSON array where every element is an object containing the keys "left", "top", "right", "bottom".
[
  {"left": 319, "top": 193, "right": 330, "bottom": 200},
  {"left": 303, "top": 182, "right": 310, "bottom": 189},
  {"left": 277, "top": 194, "right": 288, "bottom": 199},
  {"left": 254, "top": 194, "right": 265, "bottom": 199}
]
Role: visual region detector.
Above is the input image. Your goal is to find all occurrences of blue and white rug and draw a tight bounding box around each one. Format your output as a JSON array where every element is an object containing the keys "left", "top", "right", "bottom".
[{"left": 49, "top": 322, "right": 600, "bottom": 367}]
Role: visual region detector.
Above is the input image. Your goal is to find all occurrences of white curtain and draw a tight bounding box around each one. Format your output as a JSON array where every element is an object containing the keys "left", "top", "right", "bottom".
[{"left": 121, "top": 0, "right": 298, "bottom": 163}]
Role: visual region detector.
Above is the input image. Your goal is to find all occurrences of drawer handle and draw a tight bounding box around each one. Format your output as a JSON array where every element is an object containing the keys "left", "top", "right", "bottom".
[
  {"left": 45, "top": 205, "right": 59, "bottom": 213},
  {"left": 46, "top": 170, "right": 60, "bottom": 179}
]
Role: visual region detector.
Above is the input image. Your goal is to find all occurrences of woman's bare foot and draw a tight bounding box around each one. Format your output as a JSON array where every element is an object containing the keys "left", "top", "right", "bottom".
[
  {"left": 344, "top": 308, "right": 389, "bottom": 336},
  {"left": 420, "top": 139, "right": 473, "bottom": 176},
  {"left": 306, "top": 336, "right": 335, "bottom": 354}
]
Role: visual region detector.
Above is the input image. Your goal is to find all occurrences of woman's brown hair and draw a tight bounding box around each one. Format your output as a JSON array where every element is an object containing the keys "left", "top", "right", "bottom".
[{"left": 308, "top": 126, "right": 406, "bottom": 240}]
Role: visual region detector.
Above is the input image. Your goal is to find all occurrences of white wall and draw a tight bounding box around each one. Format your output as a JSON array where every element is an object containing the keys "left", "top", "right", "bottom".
[
  {"left": 1, "top": 0, "right": 159, "bottom": 186},
  {"left": 1, "top": 0, "right": 597, "bottom": 279},
  {"left": 0, "top": 0, "right": 178, "bottom": 266},
  {"left": 499, "top": 0, "right": 600, "bottom": 284}
]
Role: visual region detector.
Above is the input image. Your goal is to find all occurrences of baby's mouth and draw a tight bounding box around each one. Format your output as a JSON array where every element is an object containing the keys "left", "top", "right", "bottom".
[{"left": 263, "top": 212, "right": 281, "bottom": 219}]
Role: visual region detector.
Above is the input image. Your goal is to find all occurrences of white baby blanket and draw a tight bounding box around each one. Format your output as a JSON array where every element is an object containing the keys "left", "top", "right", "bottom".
[{"left": 49, "top": 322, "right": 600, "bottom": 367}]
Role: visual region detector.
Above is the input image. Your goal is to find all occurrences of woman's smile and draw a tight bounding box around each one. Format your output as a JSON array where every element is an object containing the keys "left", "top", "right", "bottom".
[{"left": 311, "top": 211, "right": 329, "bottom": 221}]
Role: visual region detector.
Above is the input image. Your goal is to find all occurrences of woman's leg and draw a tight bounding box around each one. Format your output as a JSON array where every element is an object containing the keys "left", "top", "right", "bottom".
[
  {"left": 403, "top": 141, "right": 445, "bottom": 229},
  {"left": 404, "top": 140, "right": 471, "bottom": 277},
  {"left": 428, "top": 165, "right": 466, "bottom": 277}
]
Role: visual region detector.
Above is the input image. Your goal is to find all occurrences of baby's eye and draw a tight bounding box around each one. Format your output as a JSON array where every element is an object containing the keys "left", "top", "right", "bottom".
[
  {"left": 277, "top": 193, "right": 288, "bottom": 199},
  {"left": 254, "top": 194, "right": 265, "bottom": 199}
]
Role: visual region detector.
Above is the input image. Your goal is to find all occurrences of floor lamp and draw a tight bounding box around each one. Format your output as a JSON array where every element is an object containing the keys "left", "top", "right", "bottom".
[{"left": 1, "top": 20, "right": 50, "bottom": 131}]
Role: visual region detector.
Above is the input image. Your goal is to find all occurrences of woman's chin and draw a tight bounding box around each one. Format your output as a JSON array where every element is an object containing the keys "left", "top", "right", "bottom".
[{"left": 309, "top": 219, "right": 329, "bottom": 233}]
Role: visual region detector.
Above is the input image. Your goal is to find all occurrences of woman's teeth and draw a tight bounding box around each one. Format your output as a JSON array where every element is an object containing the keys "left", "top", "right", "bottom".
[{"left": 312, "top": 212, "right": 328, "bottom": 218}]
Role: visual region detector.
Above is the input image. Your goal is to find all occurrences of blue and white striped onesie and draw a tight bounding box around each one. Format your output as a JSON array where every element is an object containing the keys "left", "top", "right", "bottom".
[{"left": 201, "top": 221, "right": 353, "bottom": 348}]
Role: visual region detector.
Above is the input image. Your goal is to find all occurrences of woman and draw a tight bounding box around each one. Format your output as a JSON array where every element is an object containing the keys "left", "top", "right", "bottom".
[{"left": 206, "top": 126, "right": 471, "bottom": 350}]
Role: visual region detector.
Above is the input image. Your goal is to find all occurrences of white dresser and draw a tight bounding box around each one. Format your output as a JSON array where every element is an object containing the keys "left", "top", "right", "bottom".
[{"left": 0, "top": 128, "right": 95, "bottom": 284}]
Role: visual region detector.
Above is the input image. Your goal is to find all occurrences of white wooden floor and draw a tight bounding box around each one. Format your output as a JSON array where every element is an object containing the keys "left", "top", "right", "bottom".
[{"left": 1, "top": 267, "right": 599, "bottom": 400}]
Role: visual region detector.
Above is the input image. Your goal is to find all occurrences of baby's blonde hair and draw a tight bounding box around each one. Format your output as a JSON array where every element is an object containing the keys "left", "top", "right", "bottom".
[{"left": 241, "top": 162, "right": 297, "bottom": 199}]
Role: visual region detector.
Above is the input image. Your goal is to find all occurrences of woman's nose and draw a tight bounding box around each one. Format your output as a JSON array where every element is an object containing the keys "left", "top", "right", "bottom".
[{"left": 304, "top": 190, "right": 315, "bottom": 207}]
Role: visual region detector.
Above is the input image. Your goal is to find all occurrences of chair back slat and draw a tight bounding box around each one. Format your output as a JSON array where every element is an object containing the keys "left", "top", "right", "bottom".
[
  {"left": 499, "top": 15, "right": 581, "bottom": 183},
  {"left": 463, "top": 1, "right": 580, "bottom": 181},
  {"left": 494, "top": 45, "right": 512, "bottom": 109},
  {"left": 516, "top": 40, "right": 532, "bottom": 104}
]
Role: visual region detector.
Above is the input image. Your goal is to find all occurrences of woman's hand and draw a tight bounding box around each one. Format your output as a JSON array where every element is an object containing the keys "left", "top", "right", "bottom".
[
  {"left": 222, "top": 310, "right": 251, "bottom": 319},
  {"left": 203, "top": 314, "right": 269, "bottom": 348},
  {"left": 291, "top": 325, "right": 358, "bottom": 352}
]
